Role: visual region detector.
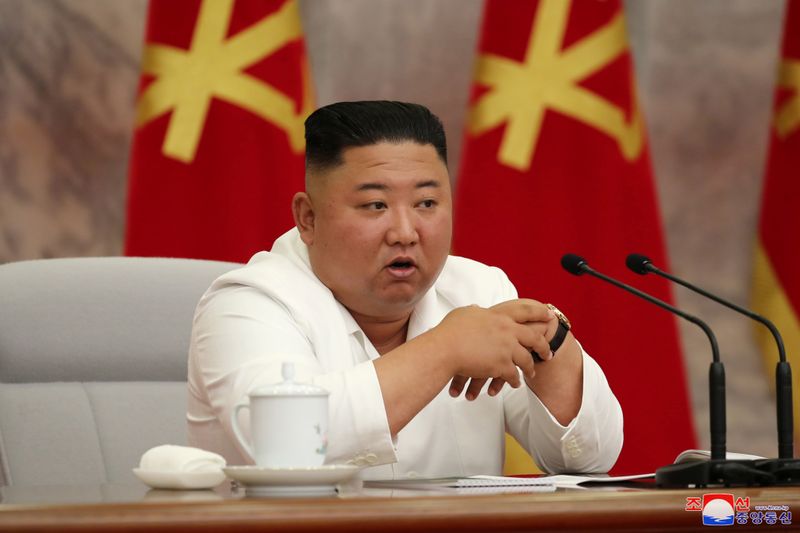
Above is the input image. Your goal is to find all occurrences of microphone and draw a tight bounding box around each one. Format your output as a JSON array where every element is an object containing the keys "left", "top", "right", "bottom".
[
  {"left": 562, "top": 254, "right": 789, "bottom": 486},
  {"left": 561, "top": 254, "right": 727, "bottom": 462},
  {"left": 626, "top": 253, "right": 795, "bottom": 461}
]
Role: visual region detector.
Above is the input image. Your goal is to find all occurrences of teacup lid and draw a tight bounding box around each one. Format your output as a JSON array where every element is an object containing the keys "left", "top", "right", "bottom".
[{"left": 249, "top": 362, "right": 330, "bottom": 397}]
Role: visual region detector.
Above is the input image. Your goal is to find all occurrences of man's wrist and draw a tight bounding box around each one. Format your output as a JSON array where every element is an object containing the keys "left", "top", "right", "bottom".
[
  {"left": 548, "top": 321, "right": 569, "bottom": 354},
  {"left": 420, "top": 326, "right": 459, "bottom": 376},
  {"left": 545, "top": 304, "right": 571, "bottom": 354}
]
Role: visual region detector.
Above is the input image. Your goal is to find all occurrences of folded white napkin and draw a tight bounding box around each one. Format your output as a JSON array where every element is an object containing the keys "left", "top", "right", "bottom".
[{"left": 139, "top": 445, "right": 226, "bottom": 473}]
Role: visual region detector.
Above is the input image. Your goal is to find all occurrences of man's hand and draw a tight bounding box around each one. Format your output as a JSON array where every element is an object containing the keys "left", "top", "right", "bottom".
[
  {"left": 441, "top": 299, "right": 556, "bottom": 400},
  {"left": 374, "top": 298, "right": 573, "bottom": 435}
]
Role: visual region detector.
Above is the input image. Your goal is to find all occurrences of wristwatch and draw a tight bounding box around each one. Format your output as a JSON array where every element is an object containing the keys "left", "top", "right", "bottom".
[
  {"left": 531, "top": 303, "right": 571, "bottom": 362},
  {"left": 546, "top": 303, "right": 571, "bottom": 354}
]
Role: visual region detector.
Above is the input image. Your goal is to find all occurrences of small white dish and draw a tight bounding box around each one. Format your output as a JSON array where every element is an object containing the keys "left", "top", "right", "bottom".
[
  {"left": 133, "top": 468, "right": 227, "bottom": 490},
  {"left": 223, "top": 464, "right": 359, "bottom": 495}
]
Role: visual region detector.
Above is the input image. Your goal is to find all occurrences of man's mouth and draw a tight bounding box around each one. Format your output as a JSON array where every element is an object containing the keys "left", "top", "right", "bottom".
[{"left": 386, "top": 258, "right": 417, "bottom": 278}]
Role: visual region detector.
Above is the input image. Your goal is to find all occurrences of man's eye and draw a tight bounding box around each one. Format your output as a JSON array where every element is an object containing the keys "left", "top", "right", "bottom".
[
  {"left": 365, "top": 201, "right": 387, "bottom": 210},
  {"left": 419, "top": 199, "right": 437, "bottom": 208}
]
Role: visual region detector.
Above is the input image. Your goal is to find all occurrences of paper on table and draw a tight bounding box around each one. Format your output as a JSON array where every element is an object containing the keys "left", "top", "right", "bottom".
[
  {"left": 541, "top": 473, "right": 655, "bottom": 488},
  {"left": 453, "top": 475, "right": 555, "bottom": 487},
  {"left": 540, "top": 449, "right": 766, "bottom": 489},
  {"left": 673, "top": 449, "right": 766, "bottom": 464},
  {"left": 453, "top": 484, "right": 556, "bottom": 494},
  {"left": 365, "top": 473, "right": 654, "bottom": 492},
  {"left": 453, "top": 475, "right": 556, "bottom": 493},
  {"left": 365, "top": 475, "right": 553, "bottom": 491},
  {"left": 469, "top": 473, "right": 655, "bottom": 489}
]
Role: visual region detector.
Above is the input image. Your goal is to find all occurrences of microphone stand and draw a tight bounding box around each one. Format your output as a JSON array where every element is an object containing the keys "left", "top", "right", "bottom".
[
  {"left": 562, "top": 255, "right": 780, "bottom": 486},
  {"left": 628, "top": 256, "right": 800, "bottom": 485}
]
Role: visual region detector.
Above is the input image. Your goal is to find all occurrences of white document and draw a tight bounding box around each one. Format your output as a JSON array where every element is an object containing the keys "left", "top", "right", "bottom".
[
  {"left": 364, "top": 475, "right": 554, "bottom": 492},
  {"left": 673, "top": 449, "right": 766, "bottom": 464},
  {"left": 365, "top": 473, "right": 655, "bottom": 493},
  {"left": 540, "top": 473, "right": 655, "bottom": 487}
]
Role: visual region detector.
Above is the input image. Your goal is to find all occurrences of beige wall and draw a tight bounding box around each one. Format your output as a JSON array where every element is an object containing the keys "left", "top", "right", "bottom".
[{"left": 0, "top": 0, "right": 788, "bottom": 458}]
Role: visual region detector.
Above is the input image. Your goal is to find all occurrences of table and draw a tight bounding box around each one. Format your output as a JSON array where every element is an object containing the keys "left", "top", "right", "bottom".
[{"left": 1, "top": 482, "right": 798, "bottom": 532}]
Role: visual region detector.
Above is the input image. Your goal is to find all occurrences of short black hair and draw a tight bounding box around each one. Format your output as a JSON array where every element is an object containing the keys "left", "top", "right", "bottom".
[{"left": 304, "top": 101, "right": 448, "bottom": 173}]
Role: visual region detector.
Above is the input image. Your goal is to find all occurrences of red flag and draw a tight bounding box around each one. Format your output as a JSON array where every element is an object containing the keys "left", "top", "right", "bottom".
[
  {"left": 125, "top": 0, "right": 313, "bottom": 262},
  {"left": 753, "top": 0, "right": 800, "bottom": 450},
  {"left": 454, "top": 0, "right": 696, "bottom": 474}
]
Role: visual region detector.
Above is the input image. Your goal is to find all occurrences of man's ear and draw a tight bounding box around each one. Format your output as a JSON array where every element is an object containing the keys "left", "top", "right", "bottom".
[{"left": 292, "top": 192, "right": 315, "bottom": 245}]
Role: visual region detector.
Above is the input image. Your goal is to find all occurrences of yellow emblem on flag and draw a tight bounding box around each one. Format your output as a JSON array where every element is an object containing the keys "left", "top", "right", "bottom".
[
  {"left": 752, "top": 243, "right": 800, "bottom": 448},
  {"left": 135, "top": 0, "right": 313, "bottom": 163},
  {"left": 775, "top": 58, "right": 800, "bottom": 139},
  {"left": 469, "top": 0, "right": 643, "bottom": 171}
]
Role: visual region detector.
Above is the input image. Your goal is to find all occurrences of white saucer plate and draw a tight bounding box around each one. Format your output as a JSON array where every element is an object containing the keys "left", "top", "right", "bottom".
[
  {"left": 133, "top": 468, "right": 227, "bottom": 490},
  {"left": 223, "top": 464, "right": 360, "bottom": 495}
]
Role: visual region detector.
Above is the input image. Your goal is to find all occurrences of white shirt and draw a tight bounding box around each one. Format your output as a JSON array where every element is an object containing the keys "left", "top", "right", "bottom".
[{"left": 187, "top": 228, "right": 623, "bottom": 478}]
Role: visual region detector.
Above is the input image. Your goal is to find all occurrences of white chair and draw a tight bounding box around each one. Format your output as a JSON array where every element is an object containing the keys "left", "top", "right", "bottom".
[{"left": 0, "top": 257, "right": 240, "bottom": 486}]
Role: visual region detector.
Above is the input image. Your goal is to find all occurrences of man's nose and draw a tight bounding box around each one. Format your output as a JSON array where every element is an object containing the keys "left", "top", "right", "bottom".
[{"left": 386, "top": 208, "right": 419, "bottom": 246}]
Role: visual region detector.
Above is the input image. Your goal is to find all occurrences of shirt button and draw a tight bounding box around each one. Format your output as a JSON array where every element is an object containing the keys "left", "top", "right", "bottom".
[
  {"left": 365, "top": 453, "right": 378, "bottom": 464},
  {"left": 354, "top": 456, "right": 368, "bottom": 467},
  {"left": 406, "top": 471, "right": 420, "bottom": 478}
]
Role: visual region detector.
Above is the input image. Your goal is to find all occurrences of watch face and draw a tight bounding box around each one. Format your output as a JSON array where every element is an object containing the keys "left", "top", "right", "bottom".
[{"left": 546, "top": 303, "right": 571, "bottom": 329}]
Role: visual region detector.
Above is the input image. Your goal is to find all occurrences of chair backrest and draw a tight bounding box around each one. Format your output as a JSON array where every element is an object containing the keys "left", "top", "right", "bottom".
[{"left": 0, "top": 257, "right": 240, "bottom": 486}]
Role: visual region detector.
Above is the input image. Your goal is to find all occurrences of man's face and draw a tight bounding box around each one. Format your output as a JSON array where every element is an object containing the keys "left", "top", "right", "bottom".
[{"left": 296, "top": 141, "right": 453, "bottom": 321}]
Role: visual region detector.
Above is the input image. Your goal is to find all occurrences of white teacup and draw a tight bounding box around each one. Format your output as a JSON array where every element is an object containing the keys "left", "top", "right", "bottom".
[{"left": 231, "top": 362, "right": 329, "bottom": 468}]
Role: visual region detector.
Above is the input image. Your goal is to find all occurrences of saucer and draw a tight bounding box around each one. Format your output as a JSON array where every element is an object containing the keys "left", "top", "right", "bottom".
[
  {"left": 133, "top": 468, "right": 227, "bottom": 490},
  {"left": 223, "top": 464, "right": 360, "bottom": 495}
]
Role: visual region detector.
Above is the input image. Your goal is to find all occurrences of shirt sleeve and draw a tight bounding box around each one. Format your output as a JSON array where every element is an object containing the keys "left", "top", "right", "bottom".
[
  {"left": 189, "top": 284, "right": 397, "bottom": 466},
  {"left": 485, "top": 265, "right": 623, "bottom": 474},
  {"left": 502, "top": 346, "right": 624, "bottom": 474}
]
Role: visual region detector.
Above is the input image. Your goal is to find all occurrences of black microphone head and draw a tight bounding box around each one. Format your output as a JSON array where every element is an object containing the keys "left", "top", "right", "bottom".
[
  {"left": 626, "top": 253, "right": 653, "bottom": 275},
  {"left": 561, "top": 254, "right": 589, "bottom": 275}
]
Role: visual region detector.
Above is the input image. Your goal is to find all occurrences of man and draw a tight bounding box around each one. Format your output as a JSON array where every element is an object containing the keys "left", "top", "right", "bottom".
[{"left": 187, "top": 101, "right": 623, "bottom": 477}]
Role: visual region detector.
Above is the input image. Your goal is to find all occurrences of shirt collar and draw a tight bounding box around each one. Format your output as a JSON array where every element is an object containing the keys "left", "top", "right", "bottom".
[
  {"left": 407, "top": 285, "right": 438, "bottom": 340},
  {"left": 336, "top": 300, "right": 363, "bottom": 336}
]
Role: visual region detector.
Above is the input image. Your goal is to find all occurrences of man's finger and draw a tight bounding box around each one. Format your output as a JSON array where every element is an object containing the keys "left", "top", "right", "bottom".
[
  {"left": 491, "top": 299, "right": 553, "bottom": 324},
  {"left": 449, "top": 375, "right": 469, "bottom": 397},
  {"left": 513, "top": 322, "right": 553, "bottom": 364},
  {"left": 512, "top": 342, "right": 537, "bottom": 379},
  {"left": 514, "top": 321, "right": 551, "bottom": 363},
  {"left": 465, "top": 378, "right": 488, "bottom": 401},
  {"left": 487, "top": 377, "right": 507, "bottom": 396},
  {"left": 500, "top": 364, "right": 522, "bottom": 388}
]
